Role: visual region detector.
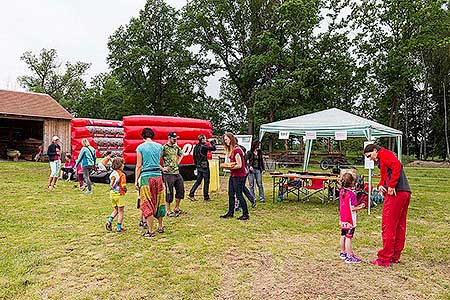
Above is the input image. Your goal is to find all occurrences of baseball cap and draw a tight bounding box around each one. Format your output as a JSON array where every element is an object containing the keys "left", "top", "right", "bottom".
[
  {"left": 168, "top": 132, "right": 179, "bottom": 138},
  {"left": 52, "top": 136, "right": 60, "bottom": 142}
]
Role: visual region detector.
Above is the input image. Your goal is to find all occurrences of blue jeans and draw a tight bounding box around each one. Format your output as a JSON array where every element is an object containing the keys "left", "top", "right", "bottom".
[
  {"left": 227, "top": 176, "right": 248, "bottom": 216},
  {"left": 248, "top": 169, "right": 265, "bottom": 201}
]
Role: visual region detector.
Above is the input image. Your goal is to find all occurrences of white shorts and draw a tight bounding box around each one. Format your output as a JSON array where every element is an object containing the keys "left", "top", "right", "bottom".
[
  {"left": 50, "top": 160, "right": 61, "bottom": 177},
  {"left": 97, "top": 163, "right": 107, "bottom": 171}
]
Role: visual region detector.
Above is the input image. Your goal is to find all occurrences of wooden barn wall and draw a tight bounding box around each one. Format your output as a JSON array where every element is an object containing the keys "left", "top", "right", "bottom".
[{"left": 43, "top": 119, "right": 71, "bottom": 154}]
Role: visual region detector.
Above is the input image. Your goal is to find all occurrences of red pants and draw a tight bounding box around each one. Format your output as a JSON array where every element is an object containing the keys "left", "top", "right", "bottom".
[{"left": 378, "top": 191, "right": 411, "bottom": 263}]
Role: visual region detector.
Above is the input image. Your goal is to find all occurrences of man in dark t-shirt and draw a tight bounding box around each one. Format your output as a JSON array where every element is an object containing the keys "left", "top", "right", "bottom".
[
  {"left": 47, "top": 136, "right": 61, "bottom": 190},
  {"left": 188, "top": 134, "right": 216, "bottom": 201}
]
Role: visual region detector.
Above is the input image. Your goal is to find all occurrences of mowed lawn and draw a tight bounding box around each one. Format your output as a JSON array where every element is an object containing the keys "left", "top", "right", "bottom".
[{"left": 1, "top": 162, "right": 450, "bottom": 300}]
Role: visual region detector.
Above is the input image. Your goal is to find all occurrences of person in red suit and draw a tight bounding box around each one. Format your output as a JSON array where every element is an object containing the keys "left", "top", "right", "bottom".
[{"left": 364, "top": 144, "right": 411, "bottom": 267}]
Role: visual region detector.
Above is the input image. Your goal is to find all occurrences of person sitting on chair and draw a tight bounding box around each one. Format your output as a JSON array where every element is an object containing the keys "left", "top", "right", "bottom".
[
  {"left": 60, "top": 153, "right": 76, "bottom": 181},
  {"left": 97, "top": 151, "right": 112, "bottom": 171}
]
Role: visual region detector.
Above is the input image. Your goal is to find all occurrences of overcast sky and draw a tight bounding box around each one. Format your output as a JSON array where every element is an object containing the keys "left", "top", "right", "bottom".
[{"left": 0, "top": 0, "right": 222, "bottom": 97}]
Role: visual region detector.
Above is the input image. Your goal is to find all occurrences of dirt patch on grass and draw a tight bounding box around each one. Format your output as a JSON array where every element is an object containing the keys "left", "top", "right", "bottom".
[
  {"left": 216, "top": 247, "right": 247, "bottom": 299},
  {"left": 216, "top": 234, "right": 450, "bottom": 300},
  {"left": 407, "top": 160, "right": 450, "bottom": 168}
]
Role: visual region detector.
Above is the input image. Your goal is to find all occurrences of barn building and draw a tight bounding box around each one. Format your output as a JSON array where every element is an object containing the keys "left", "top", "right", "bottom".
[{"left": 0, "top": 90, "right": 72, "bottom": 160}]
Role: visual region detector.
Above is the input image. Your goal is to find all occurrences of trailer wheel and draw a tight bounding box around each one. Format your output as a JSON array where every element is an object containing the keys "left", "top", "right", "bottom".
[{"left": 320, "top": 159, "right": 330, "bottom": 170}]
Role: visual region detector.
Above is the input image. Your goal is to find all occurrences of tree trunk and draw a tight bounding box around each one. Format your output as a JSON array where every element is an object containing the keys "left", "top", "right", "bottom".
[
  {"left": 327, "top": 137, "right": 331, "bottom": 154},
  {"left": 268, "top": 135, "right": 273, "bottom": 153},
  {"left": 405, "top": 95, "right": 410, "bottom": 157},
  {"left": 268, "top": 110, "right": 274, "bottom": 153},
  {"left": 247, "top": 113, "right": 254, "bottom": 135},
  {"left": 423, "top": 80, "right": 429, "bottom": 160},
  {"left": 444, "top": 83, "right": 450, "bottom": 161},
  {"left": 239, "top": 88, "right": 254, "bottom": 135},
  {"left": 388, "top": 95, "right": 397, "bottom": 151}
]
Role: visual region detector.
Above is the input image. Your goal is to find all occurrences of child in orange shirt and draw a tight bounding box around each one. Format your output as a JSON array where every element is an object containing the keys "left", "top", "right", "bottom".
[{"left": 105, "top": 157, "right": 128, "bottom": 232}]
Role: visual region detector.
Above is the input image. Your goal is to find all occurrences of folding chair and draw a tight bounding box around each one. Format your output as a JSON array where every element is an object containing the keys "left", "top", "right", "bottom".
[
  {"left": 301, "top": 178, "right": 328, "bottom": 203},
  {"left": 280, "top": 172, "right": 303, "bottom": 201}
]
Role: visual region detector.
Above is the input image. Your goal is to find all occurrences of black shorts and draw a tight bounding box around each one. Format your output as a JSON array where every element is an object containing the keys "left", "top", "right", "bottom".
[
  {"left": 341, "top": 227, "right": 355, "bottom": 238},
  {"left": 163, "top": 173, "right": 185, "bottom": 203}
]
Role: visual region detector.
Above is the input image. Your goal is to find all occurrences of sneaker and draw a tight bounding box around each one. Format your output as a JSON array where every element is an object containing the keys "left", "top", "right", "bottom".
[
  {"left": 142, "top": 231, "right": 155, "bottom": 238},
  {"left": 84, "top": 190, "right": 93, "bottom": 195},
  {"left": 345, "top": 254, "right": 362, "bottom": 264},
  {"left": 370, "top": 259, "right": 392, "bottom": 267},
  {"left": 220, "top": 214, "right": 234, "bottom": 218},
  {"left": 235, "top": 206, "right": 241, "bottom": 212},
  {"left": 157, "top": 227, "right": 164, "bottom": 234},
  {"left": 351, "top": 254, "right": 362, "bottom": 263},
  {"left": 204, "top": 197, "right": 211, "bottom": 201},
  {"left": 237, "top": 215, "right": 249, "bottom": 221},
  {"left": 339, "top": 252, "right": 347, "bottom": 260},
  {"left": 260, "top": 199, "right": 265, "bottom": 203},
  {"left": 251, "top": 201, "right": 256, "bottom": 208},
  {"left": 188, "top": 195, "right": 196, "bottom": 201},
  {"left": 116, "top": 227, "right": 127, "bottom": 233},
  {"left": 105, "top": 221, "right": 112, "bottom": 231}
]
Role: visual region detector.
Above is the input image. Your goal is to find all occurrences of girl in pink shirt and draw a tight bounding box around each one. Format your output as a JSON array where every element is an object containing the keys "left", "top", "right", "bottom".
[
  {"left": 339, "top": 173, "right": 365, "bottom": 263},
  {"left": 76, "top": 164, "right": 84, "bottom": 189}
]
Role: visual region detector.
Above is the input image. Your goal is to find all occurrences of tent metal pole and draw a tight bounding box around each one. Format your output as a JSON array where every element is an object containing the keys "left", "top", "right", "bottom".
[
  {"left": 303, "top": 139, "right": 312, "bottom": 172},
  {"left": 258, "top": 129, "right": 265, "bottom": 141},
  {"left": 368, "top": 129, "right": 372, "bottom": 215},
  {"left": 303, "top": 139, "right": 308, "bottom": 172},
  {"left": 397, "top": 135, "right": 402, "bottom": 162},
  {"left": 307, "top": 139, "right": 313, "bottom": 170}
]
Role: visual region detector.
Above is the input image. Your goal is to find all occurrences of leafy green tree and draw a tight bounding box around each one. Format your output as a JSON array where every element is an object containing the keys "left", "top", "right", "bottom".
[
  {"left": 183, "top": 0, "right": 290, "bottom": 135},
  {"left": 350, "top": 0, "right": 450, "bottom": 156},
  {"left": 107, "top": 0, "right": 210, "bottom": 117},
  {"left": 72, "top": 73, "right": 133, "bottom": 119},
  {"left": 18, "top": 48, "right": 90, "bottom": 113},
  {"left": 251, "top": 0, "right": 361, "bottom": 150}
]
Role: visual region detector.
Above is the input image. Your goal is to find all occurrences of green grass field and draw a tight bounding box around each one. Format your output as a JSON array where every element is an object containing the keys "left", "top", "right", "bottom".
[{"left": 1, "top": 162, "right": 450, "bottom": 300}]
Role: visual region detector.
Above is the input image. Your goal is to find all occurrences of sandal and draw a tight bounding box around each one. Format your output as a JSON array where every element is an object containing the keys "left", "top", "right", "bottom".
[
  {"left": 105, "top": 221, "right": 112, "bottom": 231},
  {"left": 142, "top": 231, "right": 156, "bottom": 238},
  {"left": 174, "top": 209, "right": 186, "bottom": 215},
  {"left": 167, "top": 211, "right": 177, "bottom": 217},
  {"left": 157, "top": 227, "right": 165, "bottom": 234}
]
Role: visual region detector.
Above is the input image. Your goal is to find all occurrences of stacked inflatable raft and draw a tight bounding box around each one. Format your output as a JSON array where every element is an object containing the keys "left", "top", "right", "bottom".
[
  {"left": 71, "top": 118, "right": 124, "bottom": 159},
  {"left": 122, "top": 115, "right": 213, "bottom": 165}
]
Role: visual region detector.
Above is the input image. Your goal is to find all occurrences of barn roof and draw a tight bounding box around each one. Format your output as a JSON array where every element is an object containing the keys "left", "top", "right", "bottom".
[{"left": 0, "top": 89, "right": 73, "bottom": 120}]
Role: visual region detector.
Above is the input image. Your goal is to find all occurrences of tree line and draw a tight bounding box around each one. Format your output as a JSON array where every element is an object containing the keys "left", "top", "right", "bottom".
[{"left": 18, "top": 0, "right": 450, "bottom": 160}]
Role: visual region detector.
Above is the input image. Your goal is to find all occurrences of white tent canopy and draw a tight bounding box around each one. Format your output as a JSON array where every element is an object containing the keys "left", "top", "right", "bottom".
[
  {"left": 259, "top": 108, "right": 403, "bottom": 214},
  {"left": 259, "top": 108, "right": 402, "bottom": 139}
]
